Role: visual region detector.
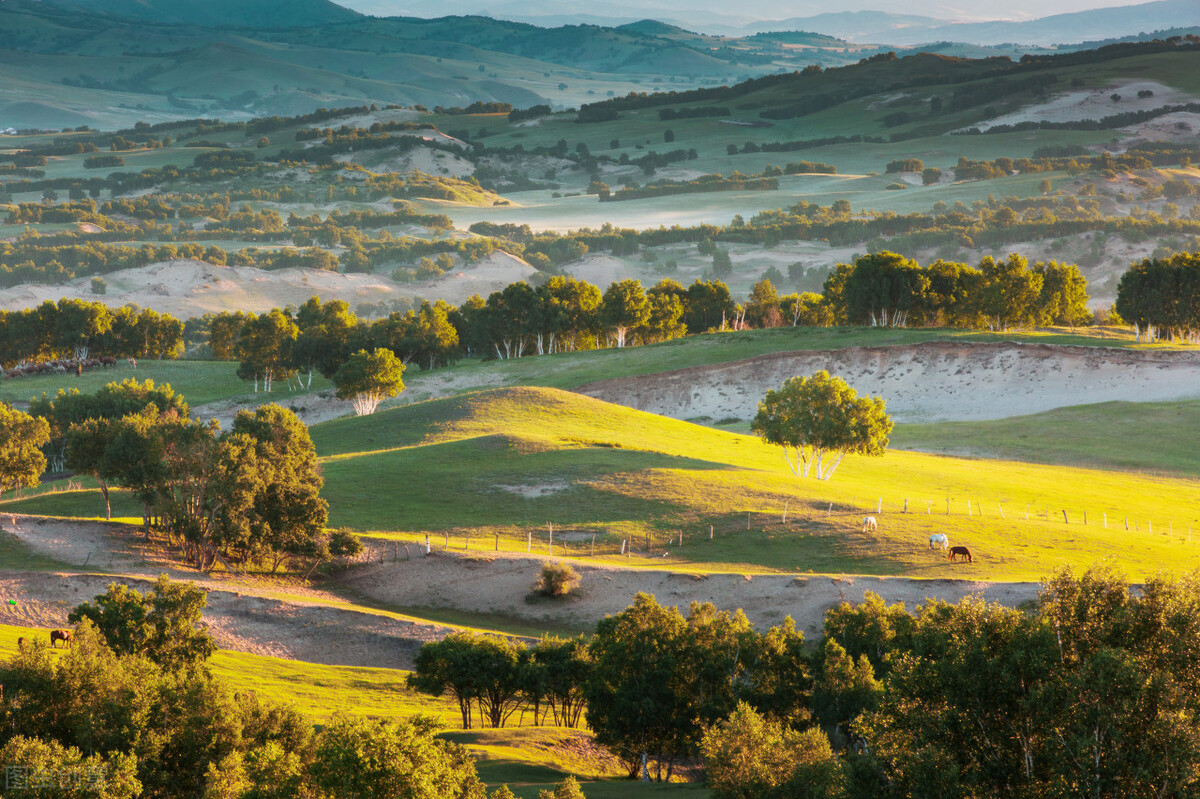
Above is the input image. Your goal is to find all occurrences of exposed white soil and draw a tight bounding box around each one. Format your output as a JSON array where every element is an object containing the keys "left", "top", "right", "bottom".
[
  {"left": 575, "top": 341, "right": 1200, "bottom": 424},
  {"left": 968, "top": 80, "right": 1193, "bottom": 132}
]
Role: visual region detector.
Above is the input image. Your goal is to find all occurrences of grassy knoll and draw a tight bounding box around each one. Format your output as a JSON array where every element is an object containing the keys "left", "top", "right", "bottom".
[
  {"left": 893, "top": 399, "right": 1200, "bottom": 478},
  {"left": 306, "top": 387, "right": 1200, "bottom": 582}
]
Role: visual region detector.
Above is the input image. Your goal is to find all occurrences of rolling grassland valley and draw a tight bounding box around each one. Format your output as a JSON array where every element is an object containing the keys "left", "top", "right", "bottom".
[{"left": 3, "top": 0, "right": 1200, "bottom": 796}]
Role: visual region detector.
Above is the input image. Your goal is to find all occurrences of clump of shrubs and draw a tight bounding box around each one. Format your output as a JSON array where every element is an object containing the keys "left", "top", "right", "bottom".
[{"left": 535, "top": 561, "right": 581, "bottom": 597}]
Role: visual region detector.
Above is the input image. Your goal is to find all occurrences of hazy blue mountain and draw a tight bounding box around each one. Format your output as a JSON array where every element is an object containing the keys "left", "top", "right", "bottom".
[{"left": 52, "top": 0, "right": 362, "bottom": 27}]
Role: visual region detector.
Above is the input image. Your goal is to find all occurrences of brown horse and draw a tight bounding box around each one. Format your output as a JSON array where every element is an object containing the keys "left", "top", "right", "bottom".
[
  {"left": 948, "top": 546, "right": 973, "bottom": 563},
  {"left": 50, "top": 629, "right": 72, "bottom": 649}
]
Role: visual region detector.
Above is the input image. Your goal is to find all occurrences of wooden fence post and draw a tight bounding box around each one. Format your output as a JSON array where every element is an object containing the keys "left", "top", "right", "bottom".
[
  {"left": 527, "top": 531, "right": 532, "bottom": 552},
  {"left": 710, "top": 525, "right": 714, "bottom": 540},
  {"left": 495, "top": 533, "right": 499, "bottom": 551},
  {"left": 904, "top": 498, "right": 908, "bottom": 513},
  {"left": 548, "top": 522, "right": 553, "bottom": 555},
  {"left": 877, "top": 497, "right": 882, "bottom": 514},
  {"left": 591, "top": 534, "right": 595, "bottom": 556},
  {"left": 967, "top": 500, "right": 971, "bottom": 517}
]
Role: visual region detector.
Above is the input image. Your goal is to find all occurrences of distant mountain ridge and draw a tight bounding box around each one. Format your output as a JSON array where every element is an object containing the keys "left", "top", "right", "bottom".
[{"left": 49, "top": 0, "right": 363, "bottom": 27}]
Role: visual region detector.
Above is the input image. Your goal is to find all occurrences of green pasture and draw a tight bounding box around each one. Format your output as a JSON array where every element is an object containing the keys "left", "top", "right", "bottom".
[{"left": 894, "top": 399, "right": 1200, "bottom": 478}]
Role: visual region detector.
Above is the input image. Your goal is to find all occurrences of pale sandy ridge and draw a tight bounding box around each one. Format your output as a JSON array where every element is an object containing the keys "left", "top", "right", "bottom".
[{"left": 576, "top": 341, "right": 1200, "bottom": 424}]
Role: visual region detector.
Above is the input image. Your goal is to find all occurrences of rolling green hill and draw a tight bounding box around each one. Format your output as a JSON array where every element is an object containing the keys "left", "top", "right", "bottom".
[{"left": 301, "top": 386, "right": 1200, "bottom": 581}]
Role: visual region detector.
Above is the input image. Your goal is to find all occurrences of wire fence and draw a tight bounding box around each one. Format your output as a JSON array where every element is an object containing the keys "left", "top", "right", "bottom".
[{"left": 360, "top": 493, "right": 1200, "bottom": 563}]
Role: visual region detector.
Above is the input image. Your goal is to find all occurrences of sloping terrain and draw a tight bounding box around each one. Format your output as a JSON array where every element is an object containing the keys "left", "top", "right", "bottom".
[{"left": 575, "top": 341, "right": 1200, "bottom": 423}]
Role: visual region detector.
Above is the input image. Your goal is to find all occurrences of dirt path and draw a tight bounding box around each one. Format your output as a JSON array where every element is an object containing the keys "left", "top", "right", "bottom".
[
  {"left": 1, "top": 515, "right": 456, "bottom": 667},
  {"left": 575, "top": 341, "right": 1200, "bottom": 424}
]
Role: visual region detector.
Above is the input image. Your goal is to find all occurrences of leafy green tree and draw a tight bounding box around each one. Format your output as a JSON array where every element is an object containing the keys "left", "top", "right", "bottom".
[
  {"left": 975, "top": 253, "right": 1043, "bottom": 331},
  {"left": 745, "top": 279, "right": 782, "bottom": 328},
  {"left": 408, "top": 633, "right": 481, "bottom": 729},
  {"left": 600, "top": 279, "right": 649, "bottom": 348},
  {"left": 780, "top": 293, "right": 832, "bottom": 327},
  {"left": 237, "top": 309, "right": 298, "bottom": 392},
  {"left": 0, "top": 735, "right": 142, "bottom": 798},
  {"left": 812, "top": 639, "right": 881, "bottom": 748},
  {"left": 68, "top": 576, "right": 216, "bottom": 670},
  {"left": 585, "top": 593, "right": 691, "bottom": 779},
  {"left": 309, "top": 715, "right": 486, "bottom": 799},
  {"left": 537, "top": 776, "right": 587, "bottom": 799},
  {"left": 333, "top": 348, "right": 406, "bottom": 416},
  {"left": 530, "top": 636, "right": 591, "bottom": 728},
  {"left": 751, "top": 371, "right": 893, "bottom": 480},
  {"left": 685, "top": 279, "right": 735, "bottom": 333},
  {"left": 641, "top": 279, "right": 687, "bottom": 342},
  {"left": 291, "top": 297, "right": 358, "bottom": 386},
  {"left": 700, "top": 703, "right": 841, "bottom": 799},
  {"left": 1034, "top": 260, "right": 1090, "bottom": 327},
  {"left": 229, "top": 404, "right": 329, "bottom": 573},
  {"left": 0, "top": 403, "right": 50, "bottom": 493},
  {"left": 842, "top": 251, "right": 928, "bottom": 328}
]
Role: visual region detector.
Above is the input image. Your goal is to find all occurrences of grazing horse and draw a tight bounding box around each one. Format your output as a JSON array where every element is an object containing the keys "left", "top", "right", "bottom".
[
  {"left": 862, "top": 516, "right": 878, "bottom": 532},
  {"left": 948, "top": 546, "right": 973, "bottom": 563},
  {"left": 929, "top": 533, "right": 949, "bottom": 550},
  {"left": 50, "top": 629, "right": 72, "bottom": 649},
  {"left": 17, "top": 637, "right": 25, "bottom": 650}
]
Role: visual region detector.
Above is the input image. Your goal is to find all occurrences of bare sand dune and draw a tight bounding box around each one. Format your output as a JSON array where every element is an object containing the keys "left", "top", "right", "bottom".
[
  {"left": 0, "top": 252, "right": 537, "bottom": 317},
  {"left": 969, "top": 80, "right": 1192, "bottom": 132},
  {"left": 340, "top": 549, "right": 1041, "bottom": 643},
  {"left": 0, "top": 260, "right": 412, "bottom": 317},
  {"left": 576, "top": 341, "right": 1200, "bottom": 424}
]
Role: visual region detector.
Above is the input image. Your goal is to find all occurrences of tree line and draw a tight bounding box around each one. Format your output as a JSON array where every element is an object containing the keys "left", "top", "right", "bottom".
[
  {"left": 0, "top": 299, "right": 183, "bottom": 366},
  {"left": 406, "top": 565, "right": 1200, "bottom": 797},
  {"left": 822, "top": 250, "right": 1091, "bottom": 330}
]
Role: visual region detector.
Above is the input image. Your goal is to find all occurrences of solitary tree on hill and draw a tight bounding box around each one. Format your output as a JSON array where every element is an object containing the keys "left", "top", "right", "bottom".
[
  {"left": 751, "top": 371, "right": 893, "bottom": 480},
  {"left": 333, "top": 348, "right": 406, "bottom": 416}
]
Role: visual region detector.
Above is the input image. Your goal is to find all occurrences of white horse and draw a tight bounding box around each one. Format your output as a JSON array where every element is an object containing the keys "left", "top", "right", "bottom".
[
  {"left": 862, "top": 516, "right": 878, "bottom": 532},
  {"left": 929, "top": 533, "right": 949, "bottom": 550}
]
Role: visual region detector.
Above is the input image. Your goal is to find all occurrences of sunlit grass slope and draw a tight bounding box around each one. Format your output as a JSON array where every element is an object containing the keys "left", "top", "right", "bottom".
[
  {"left": 306, "top": 386, "right": 1200, "bottom": 582},
  {"left": 894, "top": 399, "right": 1200, "bottom": 478}
]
